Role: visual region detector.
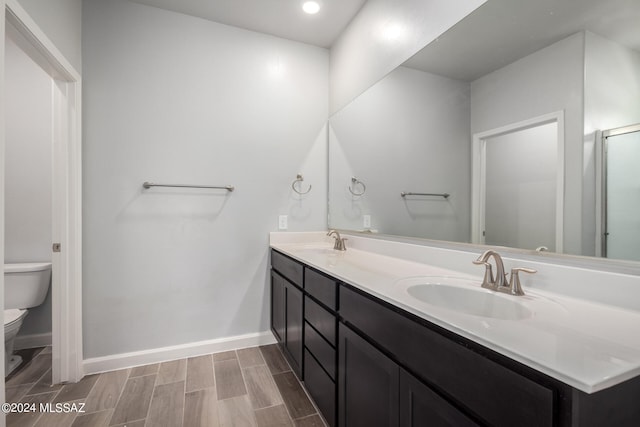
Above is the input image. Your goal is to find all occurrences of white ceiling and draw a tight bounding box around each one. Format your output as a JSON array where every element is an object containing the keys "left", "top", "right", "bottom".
[
  {"left": 127, "top": 0, "right": 640, "bottom": 81},
  {"left": 129, "top": 0, "right": 367, "bottom": 48},
  {"left": 404, "top": 0, "right": 640, "bottom": 82}
]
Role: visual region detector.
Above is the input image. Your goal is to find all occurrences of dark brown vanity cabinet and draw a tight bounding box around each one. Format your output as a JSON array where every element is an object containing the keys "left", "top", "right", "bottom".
[
  {"left": 270, "top": 249, "right": 640, "bottom": 427},
  {"left": 270, "top": 270, "right": 285, "bottom": 344},
  {"left": 399, "top": 369, "right": 479, "bottom": 427},
  {"left": 338, "top": 323, "right": 399, "bottom": 427},
  {"left": 303, "top": 269, "right": 338, "bottom": 427},
  {"left": 270, "top": 250, "right": 338, "bottom": 426},
  {"left": 338, "top": 314, "right": 478, "bottom": 427},
  {"left": 270, "top": 252, "right": 304, "bottom": 378},
  {"left": 339, "top": 285, "right": 555, "bottom": 427}
]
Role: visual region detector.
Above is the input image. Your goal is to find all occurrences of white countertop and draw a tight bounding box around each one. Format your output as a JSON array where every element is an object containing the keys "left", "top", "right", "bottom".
[{"left": 270, "top": 238, "right": 640, "bottom": 394}]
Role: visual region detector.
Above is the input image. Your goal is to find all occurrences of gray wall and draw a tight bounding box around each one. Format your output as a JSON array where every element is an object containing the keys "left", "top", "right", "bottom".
[
  {"left": 16, "top": 0, "right": 82, "bottom": 71},
  {"left": 471, "top": 32, "right": 585, "bottom": 255},
  {"left": 584, "top": 32, "right": 640, "bottom": 133},
  {"left": 4, "top": 35, "right": 53, "bottom": 337},
  {"left": 82, "top": 0, "right": 328, "bottom": 358}
]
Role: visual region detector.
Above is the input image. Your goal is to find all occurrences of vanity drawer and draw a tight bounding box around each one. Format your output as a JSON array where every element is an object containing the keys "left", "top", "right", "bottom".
[
  {"left": 304, "top": 349, "right": 336, "bottom": 427},
  {"left": 305, "top": 267, "right": 338, "bottom": 310},
  {"left": 305, "top": 321, "right": 336, "bottom": 380},
  {"left": 339, "top": 285, "right": 554, "bottom": 427},
  {"left": 305, "top": 296, "right": 336, "bottom": 346},
  {"left": 271, "top": 249, "right": 303, "bottom": 288}
]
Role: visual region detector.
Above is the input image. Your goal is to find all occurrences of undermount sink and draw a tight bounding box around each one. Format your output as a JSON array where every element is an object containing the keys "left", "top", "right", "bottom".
[
  {"left": 297, "top": 247, "right": 342, "bottom": 256},
  {"left": 398, "top": 277, "right": 533, "bottom": 320}
]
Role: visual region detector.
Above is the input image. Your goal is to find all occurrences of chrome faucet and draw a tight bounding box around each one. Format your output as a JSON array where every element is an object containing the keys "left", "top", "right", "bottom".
[
  {"left": 473, "top": 250, "right": 536, "bottom": 296},
  {"left": 327, "top": 229, "right": 347, "bottom": 251}
]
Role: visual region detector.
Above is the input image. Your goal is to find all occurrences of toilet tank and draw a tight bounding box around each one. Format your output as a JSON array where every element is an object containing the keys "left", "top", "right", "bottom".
[{"left": 4, "top": 262, "right": 52, "bottom": 309}]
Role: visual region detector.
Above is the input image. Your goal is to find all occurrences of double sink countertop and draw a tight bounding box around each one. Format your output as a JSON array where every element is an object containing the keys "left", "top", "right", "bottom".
[{"left": 270, "top": 234, "right": 640, "bottom": 394}]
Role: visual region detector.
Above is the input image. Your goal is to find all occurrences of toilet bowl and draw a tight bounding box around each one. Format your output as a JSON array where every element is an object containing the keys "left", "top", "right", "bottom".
[
  {"left": 4, "top": 262, "right": 51, "bottom": 376},
  {"left": 4, "top": 309, "right": 28, "bottom": 374}
]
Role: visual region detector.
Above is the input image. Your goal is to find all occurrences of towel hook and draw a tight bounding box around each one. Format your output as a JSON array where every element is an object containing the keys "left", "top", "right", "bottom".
[
  {"left": 348, "top": 177, "right": 366, "bottom": 196},
  {"left": 292, "top": 174, "right": 312, "bottom": 195}
]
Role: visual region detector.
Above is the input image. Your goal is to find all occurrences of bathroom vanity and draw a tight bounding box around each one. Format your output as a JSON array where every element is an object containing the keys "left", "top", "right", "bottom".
[{"left": 270, "top": 233, "right": 640, "bottom": 427}]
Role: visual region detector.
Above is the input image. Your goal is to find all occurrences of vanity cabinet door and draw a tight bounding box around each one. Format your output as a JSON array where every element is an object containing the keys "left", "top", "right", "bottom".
[
  {"left": 305, "top": 349, "right": 336, "bottom": 427},
  {"left": 270, "top": 271, "right": 285, "bottom": 344},
  {"left": 400, "top": 369, "right": 479, "bottom": 427},
  {"left": 338, "top": 323, "right": 399, "bottom": 427},
  {"left": 284, "top": 280, "right": 303, "bottom": 379}
]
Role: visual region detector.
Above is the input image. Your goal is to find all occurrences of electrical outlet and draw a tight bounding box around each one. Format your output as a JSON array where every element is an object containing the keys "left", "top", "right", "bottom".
[
  {"left": 363, "top": 215, "right": 371, "bottom": 229},
  {"left": 278, "top": 215, "right": 288, "bottom": 230}
]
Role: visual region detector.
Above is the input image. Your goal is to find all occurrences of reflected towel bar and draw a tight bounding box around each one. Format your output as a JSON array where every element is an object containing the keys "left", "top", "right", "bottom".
[
  {"left": 143, "top": 182, "right": 234, "bottom": 192},
  {"left": 401, "top": 192, "right": 449, "bottom": 199},
  {"left": 349, "top": 177, "right": 366, "bottom": 196},
  {"left": 291, "top": 174, "right": 312, "bottom": 195}
]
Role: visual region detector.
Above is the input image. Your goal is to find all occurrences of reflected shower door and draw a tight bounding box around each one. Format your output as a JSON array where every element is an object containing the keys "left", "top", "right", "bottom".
[{"left": 604, "top": 126, "right": 640, "bottom": 261}]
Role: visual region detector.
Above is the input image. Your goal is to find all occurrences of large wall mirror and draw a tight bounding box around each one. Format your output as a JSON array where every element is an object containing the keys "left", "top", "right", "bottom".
[{"left": 328, "top": 0, "right": 640, "bottom": 263}]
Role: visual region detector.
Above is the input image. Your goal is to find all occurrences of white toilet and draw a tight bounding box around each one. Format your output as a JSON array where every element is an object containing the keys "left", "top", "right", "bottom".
[{"left": 4, "top": 262, "right": 51, "bottom": 376}]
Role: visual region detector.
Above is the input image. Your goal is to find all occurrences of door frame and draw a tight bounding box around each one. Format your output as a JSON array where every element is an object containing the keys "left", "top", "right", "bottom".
[
  {"left": 1, "top": 0, "right": 83, "bottom": 386},
  {"left": 471, "top": 111, "right": 565, "bottom": 252}
]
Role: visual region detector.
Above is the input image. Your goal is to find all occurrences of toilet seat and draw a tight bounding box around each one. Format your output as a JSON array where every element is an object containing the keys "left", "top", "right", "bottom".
[{"left": 4, "top": 309, "right": 27, "bottom": 327}]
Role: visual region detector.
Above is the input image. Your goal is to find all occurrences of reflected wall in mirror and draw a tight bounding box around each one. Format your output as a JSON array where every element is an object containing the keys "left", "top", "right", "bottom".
[
  {"left": 328, "top": 0, "right": 640, "bottom": 262},
  {"left": 329, "top": 65, "right": 471, "bottom": 242}
]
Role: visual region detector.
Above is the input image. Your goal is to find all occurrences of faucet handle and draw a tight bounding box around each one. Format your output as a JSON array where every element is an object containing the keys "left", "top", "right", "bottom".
[
  {"left": 473, "top": 260, "right": 496, "bottom": 290},
  {"left": 335, "top": 237, "right": 348, "bottom": 251},
  {"left": 508, "top": 267, "right": 537, "bottom": 296}
]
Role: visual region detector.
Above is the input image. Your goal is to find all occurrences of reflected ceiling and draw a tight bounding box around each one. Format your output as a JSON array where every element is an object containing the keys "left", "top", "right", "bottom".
[{"left": 404, "top": 0, "right": 640, "bottom": 81}]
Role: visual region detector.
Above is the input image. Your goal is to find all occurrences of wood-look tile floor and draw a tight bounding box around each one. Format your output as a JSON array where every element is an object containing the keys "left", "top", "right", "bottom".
[{"left": 4, "top": 345, "right": 327, "bottom": 427}]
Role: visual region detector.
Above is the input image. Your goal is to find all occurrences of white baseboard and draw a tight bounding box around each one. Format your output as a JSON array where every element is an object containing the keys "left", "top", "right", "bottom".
[
  {"left": 83, "top": 331, "right": 277, "bottom": 375},
  {"left": 14, "top": 332, "right": 52, "bottom": 350}
]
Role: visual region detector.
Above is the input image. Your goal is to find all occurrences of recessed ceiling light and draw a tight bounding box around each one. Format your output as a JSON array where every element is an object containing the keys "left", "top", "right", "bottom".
[
  {"left": 302, "top": 1, "right": 321, "bottom": 15},
  {"left": 383, "top": 24, "right": 404, "bottom": 41}
]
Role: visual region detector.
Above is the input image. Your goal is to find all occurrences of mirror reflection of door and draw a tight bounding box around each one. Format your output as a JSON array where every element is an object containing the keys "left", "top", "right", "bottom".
[
  {"left": 472, "top": 112, "right": 564, "bottom": 252},
  {"left": 603, "top": 125, "right": 640, "bottom": 261},
  {"left": 481, "top": 121, "right": 559, "bottom": 251}
]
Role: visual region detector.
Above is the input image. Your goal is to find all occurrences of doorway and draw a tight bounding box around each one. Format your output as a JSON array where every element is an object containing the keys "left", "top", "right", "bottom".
[
  {"left": 4, "top": 19, "right": 53, "bottom": 370},
  {"left": 2, "top": 0, "right": 83, "bottom": 388},
  {"left": 472, "top": 112, "right": 565, "bottom": 252}
]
